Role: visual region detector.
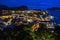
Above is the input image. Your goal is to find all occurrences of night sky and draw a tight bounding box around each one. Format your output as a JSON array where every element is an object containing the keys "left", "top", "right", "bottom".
[{"left": 0, "top": 0, "right": 60, "bottom": 9}]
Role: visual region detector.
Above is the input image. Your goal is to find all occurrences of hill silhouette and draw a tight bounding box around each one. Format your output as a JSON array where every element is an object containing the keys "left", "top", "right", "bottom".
[
  {"left": 11, "top": 5, "right": 28, "bottom": 10},
  {"left": 0, "top": 5, "right": 8, "bottom": 10},
  {"left": 0, "top": 5, "right": 28, "bottom": 10},
  {"left": 47, "top": 7, "right": 60, "bottom": 10}
]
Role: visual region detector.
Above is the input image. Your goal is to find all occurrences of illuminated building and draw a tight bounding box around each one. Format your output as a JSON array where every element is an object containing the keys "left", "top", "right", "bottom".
[
  {"left": 2, "top": 10, "right": 9, "bottom": 15},
  {"left": 0, "top": 10, "right": 55, "bottom": 29}
]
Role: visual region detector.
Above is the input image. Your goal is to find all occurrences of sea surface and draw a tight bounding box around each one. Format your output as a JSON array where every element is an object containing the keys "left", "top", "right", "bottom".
[{"left": 48, "top": 10, "right": 60, "bottom": 24}]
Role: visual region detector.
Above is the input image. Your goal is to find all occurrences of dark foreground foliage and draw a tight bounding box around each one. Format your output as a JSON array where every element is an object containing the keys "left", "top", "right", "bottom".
[{"left": 0, "top": 25, "right": 60, "bottom": 40}]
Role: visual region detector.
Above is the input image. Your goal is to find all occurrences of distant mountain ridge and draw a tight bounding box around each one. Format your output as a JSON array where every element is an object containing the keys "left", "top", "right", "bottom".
[
  {"left": 47, "top": 7, "right": 60, "bottom": 10},
  {"left": 0, "top": 5, "right": 60, "bottom": 11},
  {"left": 0, "top": 5, "right": 28, "bottom": 10},
  {"left": 0, "top": 5, "right": 8, "bottom": 10}
]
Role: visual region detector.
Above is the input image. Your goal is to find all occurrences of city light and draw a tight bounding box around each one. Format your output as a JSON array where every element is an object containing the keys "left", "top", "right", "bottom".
[
  {"left": 50, "top": 16, "right": 54, "bottom": 19},
  {"left": 0, "top": 10, "right": 55, "bottom": 30}
]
